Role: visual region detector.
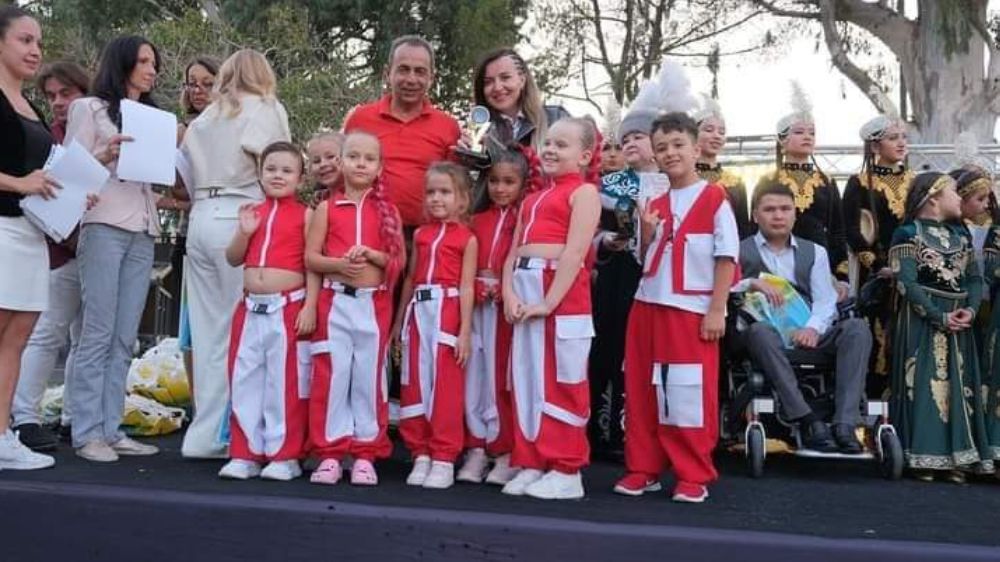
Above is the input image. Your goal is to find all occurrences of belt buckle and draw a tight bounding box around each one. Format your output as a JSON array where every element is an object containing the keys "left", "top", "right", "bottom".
[
  {"left": 251, "top": 302, "right": 269, "bottom": 314},
  {"left": 516, "top": 257, "right": 531, "bottom": 270},
  {"left": 342, "top": 284, "right": 358, "bottom": 297},
  {"left": 415, "top": 288, "right": 433, "bottom": 302},
  {"left": 207, "top": 187, "right": 221, "bottom": 199}
]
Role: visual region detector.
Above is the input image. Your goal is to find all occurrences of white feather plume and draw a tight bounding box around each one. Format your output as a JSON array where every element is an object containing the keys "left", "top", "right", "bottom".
[
  {"left": 954, "top": 131, "right": 981, "bottom": 168},
  {"left": 628, "top": 57, "right": 697, "bottom": 117},
  {"left": 693, "top": 94, "right": 724, "bottom": 124},
  {"left": 602, "top": 96, "right": 622, "bottom": 141},
  {"left": 789, "top": 80, "right": 812, "bottom": 118}
]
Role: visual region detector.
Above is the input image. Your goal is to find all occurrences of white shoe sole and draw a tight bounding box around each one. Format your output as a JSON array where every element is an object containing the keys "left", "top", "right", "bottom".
[
  {"left": 456, "top": 469, "right": 485, "bottom": 483},
  {"left": 261, "top": 468, "right": 302, "bottom": 481},
  {"left": 0, "top": 457, "right": 55, "bottom": 470},
  {"left": 613, "top": 482, "right": 662, "bottom": 497},
  {"left": 671, "top": 491, "right": 709, "bottom": 503}
]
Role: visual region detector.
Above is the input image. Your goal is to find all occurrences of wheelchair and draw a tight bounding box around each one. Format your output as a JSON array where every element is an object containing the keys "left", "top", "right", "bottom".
[{"left": 720, "top": 294, "right": 903, "bottom": 480}]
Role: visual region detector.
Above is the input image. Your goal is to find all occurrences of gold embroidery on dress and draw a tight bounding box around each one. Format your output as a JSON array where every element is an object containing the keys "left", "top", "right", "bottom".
[
  {"left": 931, "top": 331, "right": 950, "bottom": 423},
  {"left": 776, "top": 170, "right": 824, "bottom": 212},
  {"left": 926, "top": 225, "right": 951, "bottom": 249},
  {"left": 860, "top": 170, "right": 913, "bottom": 220},
  {"left": 873, "top": 318, "right": 887, "bottom": 375}
]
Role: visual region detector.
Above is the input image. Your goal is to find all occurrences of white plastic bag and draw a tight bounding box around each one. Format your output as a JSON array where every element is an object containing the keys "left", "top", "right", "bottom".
[
  {"left": 121, "top": 394, "right": 187, "bottom": 436},
  {"left": 126, "top": 338, "right": 191, "bottom": 407}
]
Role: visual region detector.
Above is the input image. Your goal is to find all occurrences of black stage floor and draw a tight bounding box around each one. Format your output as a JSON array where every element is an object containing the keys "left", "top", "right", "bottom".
[{"left": 2, "top": 432, "right": 999, "bottom": 561}]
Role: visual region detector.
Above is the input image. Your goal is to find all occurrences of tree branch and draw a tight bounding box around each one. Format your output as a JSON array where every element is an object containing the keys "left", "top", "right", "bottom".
[
  {"left": 818, "top": 0, "right": 897, "bottom": 115},
  {"left": 753, "top": 0, "right": 820, "bottom": 20}
]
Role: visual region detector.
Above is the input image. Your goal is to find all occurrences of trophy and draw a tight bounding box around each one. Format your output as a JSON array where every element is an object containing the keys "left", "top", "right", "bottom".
[{"left": 454, "top": 105, "right": 493, "bottom": 168}]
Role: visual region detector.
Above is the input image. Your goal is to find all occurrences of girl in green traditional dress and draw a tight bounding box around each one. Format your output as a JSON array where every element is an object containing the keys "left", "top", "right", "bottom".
[
  {"left": 888, "top": 172, "right": 996, "bottom": 482},
  {"left": 978, "top": 201, "right": 1000, "bottom": 465}
]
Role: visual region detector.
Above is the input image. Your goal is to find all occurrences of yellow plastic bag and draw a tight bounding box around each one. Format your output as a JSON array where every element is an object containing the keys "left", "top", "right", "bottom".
[
  {"left": 127, "top": 338, "right": 191, "bottom": 407},
  {"left": 121, "top": 394, "right": 186, "bottom": 436}
]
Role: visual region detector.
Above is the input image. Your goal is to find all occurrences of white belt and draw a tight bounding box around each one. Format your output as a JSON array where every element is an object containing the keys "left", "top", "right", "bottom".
[
  {"left": 194, "top": 187, "right": 258, "bottom": 201},
  {"left": 412, "top": 284, "right": 460, "bottom": 302},
  {"left": 322, "top": 279, "right": 385, "bottom": 296},
  {"left": 244, "top": 288, "right": 306, "bottom": 314},
  {"left": 515, "top": 257, "right": 560, "bottom": 270}
]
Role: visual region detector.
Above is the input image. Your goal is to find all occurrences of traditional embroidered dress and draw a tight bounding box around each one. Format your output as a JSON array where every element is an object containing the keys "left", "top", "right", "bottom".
[
  {"left": 696, "top": 162, "right": 751, "bottom": 239},
  {"left": 843, "top": 164, "right": 914, "bottom": 387},
  {"left": 756, "top": 163, "right": 848, "bottom": 279},
  {"left": 888, "top": 220, "right": 995, "bottom": 472},
  {"left": 979, "top": 226, "right": 1000, "bottom": 456}
]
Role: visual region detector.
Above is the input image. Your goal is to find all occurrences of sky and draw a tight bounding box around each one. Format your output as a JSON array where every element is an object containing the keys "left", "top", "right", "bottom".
[{"left": 545, "top": 2, "right": 999, "bottom": 146}]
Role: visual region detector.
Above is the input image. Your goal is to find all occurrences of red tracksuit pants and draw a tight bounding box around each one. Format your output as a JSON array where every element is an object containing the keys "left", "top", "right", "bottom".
[
  {"left": 227, "top": 289, "right": 310, "bottom": 462},
  {"left": 623, "top": 302, "right": 719, "bottom": 486},
  {"left": 308, "top": 283, "right": 393, "bottom": 462},
  {"left": 464, "top": 288, "right": 514, "bottom": 456},
  {"left": 510, "top": 262, "right": 593, "bottom": 474},
  {"left": 399, "top": 285, "right": 465, "bottom": 463}
]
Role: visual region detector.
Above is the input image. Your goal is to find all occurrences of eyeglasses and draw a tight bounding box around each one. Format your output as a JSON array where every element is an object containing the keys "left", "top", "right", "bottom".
[{"left": 184, "top": 82, "right": 213, "bottom": 92}]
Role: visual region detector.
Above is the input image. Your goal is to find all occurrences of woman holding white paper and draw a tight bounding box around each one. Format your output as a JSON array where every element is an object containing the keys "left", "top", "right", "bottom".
[
  {"left": 0, "top": 5, "right": 58, "bottom": 471},
  {"left": 64, "top": 35, "right": 163, "bottom": 463},
  {"left": 179, "top": 49, "right": 291, "bottom": 459}
]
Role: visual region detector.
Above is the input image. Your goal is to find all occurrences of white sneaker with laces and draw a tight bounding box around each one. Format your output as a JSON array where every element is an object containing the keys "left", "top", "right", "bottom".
[
  {"left": 456, "top": 448, "right": 489, "bottom": 483},
  {"left": 76, "top": 441, "right": 118, "bottom": 463},
  {"left": 524, "top": 470, "right": 585, "bottom": 500},
  {"left": 261, "top": 460, "right": 302, "bottom": 481},
  {"left": 406, "top": 455, "right": 432, "bottom": 486},
  {"left": 219, "top": 459, "right": 263, "bottom": 480},
  {"left": 423, "top": 461, "right": 455, "bottom": 489},
  {"left": 0, "top": 430, "right": 55, "bottom": 470},
  {"left": 485, "top": 454, "right": 519, "bottom": 485},
  {"left": 110, "top": 436, "right": 159, "bottom": 456},
  {"left": 501, "top": 468, "right": 543, "bottom": 496}
]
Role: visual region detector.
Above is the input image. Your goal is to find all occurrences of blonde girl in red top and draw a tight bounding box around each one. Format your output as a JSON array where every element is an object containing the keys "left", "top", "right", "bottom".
[
  {"left": 500, "top": 117, "right": 601, "bottom": 500},
  {"left": 457, "top": 145, "right": 544, "bottom": 485},
  {"left": 219, "top": 141, "right": 320, "bottom": 481},
  {"left": 304, "top": 131, "right": 404, "bottom": 486},
  {"left": 392, "top": 162, "right": 478, "bottom": 490},
  {"left": 306, "top": 131, "right": 344, "bottom": 203}
]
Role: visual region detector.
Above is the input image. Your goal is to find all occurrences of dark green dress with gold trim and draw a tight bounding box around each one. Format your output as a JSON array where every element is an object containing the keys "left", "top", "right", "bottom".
[
  {"left": 888, "top": 220, "right": 995, "bottom": 472},
  {"left": 980, "top": 225, "right": 1000, "bottom": 457}
]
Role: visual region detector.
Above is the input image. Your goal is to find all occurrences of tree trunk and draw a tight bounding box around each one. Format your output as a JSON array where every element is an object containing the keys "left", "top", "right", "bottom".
[{"left": 904, "top": 0, "right": 996, "bottom": 144}]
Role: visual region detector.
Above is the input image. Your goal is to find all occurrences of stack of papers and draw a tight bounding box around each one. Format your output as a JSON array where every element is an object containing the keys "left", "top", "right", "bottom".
[{"left": 20, "top": 141, "right": 109, "bottom": 242}]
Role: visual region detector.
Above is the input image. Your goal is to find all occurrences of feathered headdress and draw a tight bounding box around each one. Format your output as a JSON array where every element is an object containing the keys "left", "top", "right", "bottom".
[
  {"left": 776, "top": 81, "right": 814, "bottom": 136},
  {"left": 601, "top": 97, "right": 622, "bottom": 145},
  {"left": 692, "top": 94, "right": 725, "bottom": 126},
  {"left": 618, "top": 58, "right": 697, "bottom": 142}
]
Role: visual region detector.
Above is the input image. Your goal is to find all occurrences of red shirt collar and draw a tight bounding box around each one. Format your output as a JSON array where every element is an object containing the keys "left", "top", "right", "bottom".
[{"left": 376, "top": 93, "right": 433, "bottom": 121}]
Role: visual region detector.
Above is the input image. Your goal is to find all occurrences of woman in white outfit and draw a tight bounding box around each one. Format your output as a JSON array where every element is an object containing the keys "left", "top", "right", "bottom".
[
  {"left": 180, "top": 49, "right": 291, "bottom": 458},
  {"left": 0, "top": 6, "right": 58, "bottom": 471}
]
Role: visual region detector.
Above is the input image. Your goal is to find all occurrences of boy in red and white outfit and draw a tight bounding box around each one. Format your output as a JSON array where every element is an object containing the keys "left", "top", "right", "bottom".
[
  {"left": 220, "top": 142, "right": 319, "bottom": 481},
  {"left": 615, "top": 112, "right": 739, "bottom": 503}
]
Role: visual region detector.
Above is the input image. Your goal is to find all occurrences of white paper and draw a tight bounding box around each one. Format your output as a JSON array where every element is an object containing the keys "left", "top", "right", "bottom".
[
  {"left": 117, "top": 99, "right": 177, "bottom": 185},
  {"left": 175, "top": 149, "right": 194, "bottom": 199},
  {"left": 20, "top": 141, "right": 109, "bottom": 242},
  {"left": 637, "top": 172, "right": 670, "bottom": 207}
]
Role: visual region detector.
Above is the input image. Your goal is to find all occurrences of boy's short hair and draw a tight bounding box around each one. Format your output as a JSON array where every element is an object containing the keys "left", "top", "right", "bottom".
[
  {"left": 650, "top": 112, "right": 698, "bottom": 144},
  {"left": 751, "top": 181, "right": 796, "bottom": 210}
]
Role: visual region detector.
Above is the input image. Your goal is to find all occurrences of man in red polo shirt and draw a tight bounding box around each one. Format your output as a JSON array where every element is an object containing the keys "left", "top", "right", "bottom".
[{"left": 343, "top": 35, "right": 460, "bottom": 228}]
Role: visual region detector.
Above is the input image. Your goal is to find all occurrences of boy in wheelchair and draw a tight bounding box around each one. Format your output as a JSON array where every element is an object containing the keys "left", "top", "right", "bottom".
[{"left": 730, "top": 183, "right": 871, "bottom": 454}]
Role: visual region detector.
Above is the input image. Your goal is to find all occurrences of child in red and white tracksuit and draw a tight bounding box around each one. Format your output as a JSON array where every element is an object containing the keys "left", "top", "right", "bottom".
[
  {"left": 392, "top": 162, "right": 478, "bottom": 490},
  {"left": 500, "top": 118, "right": 602, "bottom": 500},
  {"left": 615, "top": 112, "right": 739, "bottom": 503},
  {"left": 219, "top": 141, "right": 320, "bottom": 481},
  {"left": 457, "top": 146, "right": 543, "bottom": 485},
  {"left": 304, "top": 132, "right": 404, "bottom": 486}
]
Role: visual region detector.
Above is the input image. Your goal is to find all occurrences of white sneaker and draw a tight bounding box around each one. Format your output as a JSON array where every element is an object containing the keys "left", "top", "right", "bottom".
[
  {"left": 423, "top": 461, "right": 455, "bottom": 489},
  {"left": 76, "top": 441, "right": 118, "bottom": 463},
  {"left": 261, "top": 460, "right": 302, "bottom": 481},
  {"left": 501, "top": 468, "right": 543, "bottom": 496},
  {"left": 524, "top": 470, "right": 585, "bottom": 500},
  {"left": 110, "top": 436, "right": 159, "bottom": 456},
  {"left": 0, "top": 430, "right": 55, "bottom": 470},
  {"left": 406, "top": 455, "right": 432, "bottom": 486},
  {"left": 219, "top": 459, "right": 262, "bottom": 480},
  {"left": 485, "top": 454, "right": 519, "bottom": 485},
  {"left": 456, "top": 448, "right": 489, "bottom": 483}
]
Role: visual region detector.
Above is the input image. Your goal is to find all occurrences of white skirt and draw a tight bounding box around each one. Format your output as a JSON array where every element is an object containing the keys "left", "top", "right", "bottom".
[{"left": 0, "top": 216, "right": 49, "bottom": 311}]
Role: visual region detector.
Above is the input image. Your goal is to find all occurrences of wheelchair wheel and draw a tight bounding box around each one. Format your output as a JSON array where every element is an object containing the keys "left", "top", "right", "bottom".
[
  {"left": 746, "top": 425, "right": 765, "bottom": 478},
  {"left": 878, "top": 428, "right": 903, "bottom": 481}
]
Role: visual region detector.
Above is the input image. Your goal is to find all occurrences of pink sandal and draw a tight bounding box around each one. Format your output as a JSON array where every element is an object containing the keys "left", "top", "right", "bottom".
[
  {"left": 350, "top": 459, "right": 378, "bottom": 486},
  {"left": 309, "top": 458, "right": 343, "bottom": 485}
]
